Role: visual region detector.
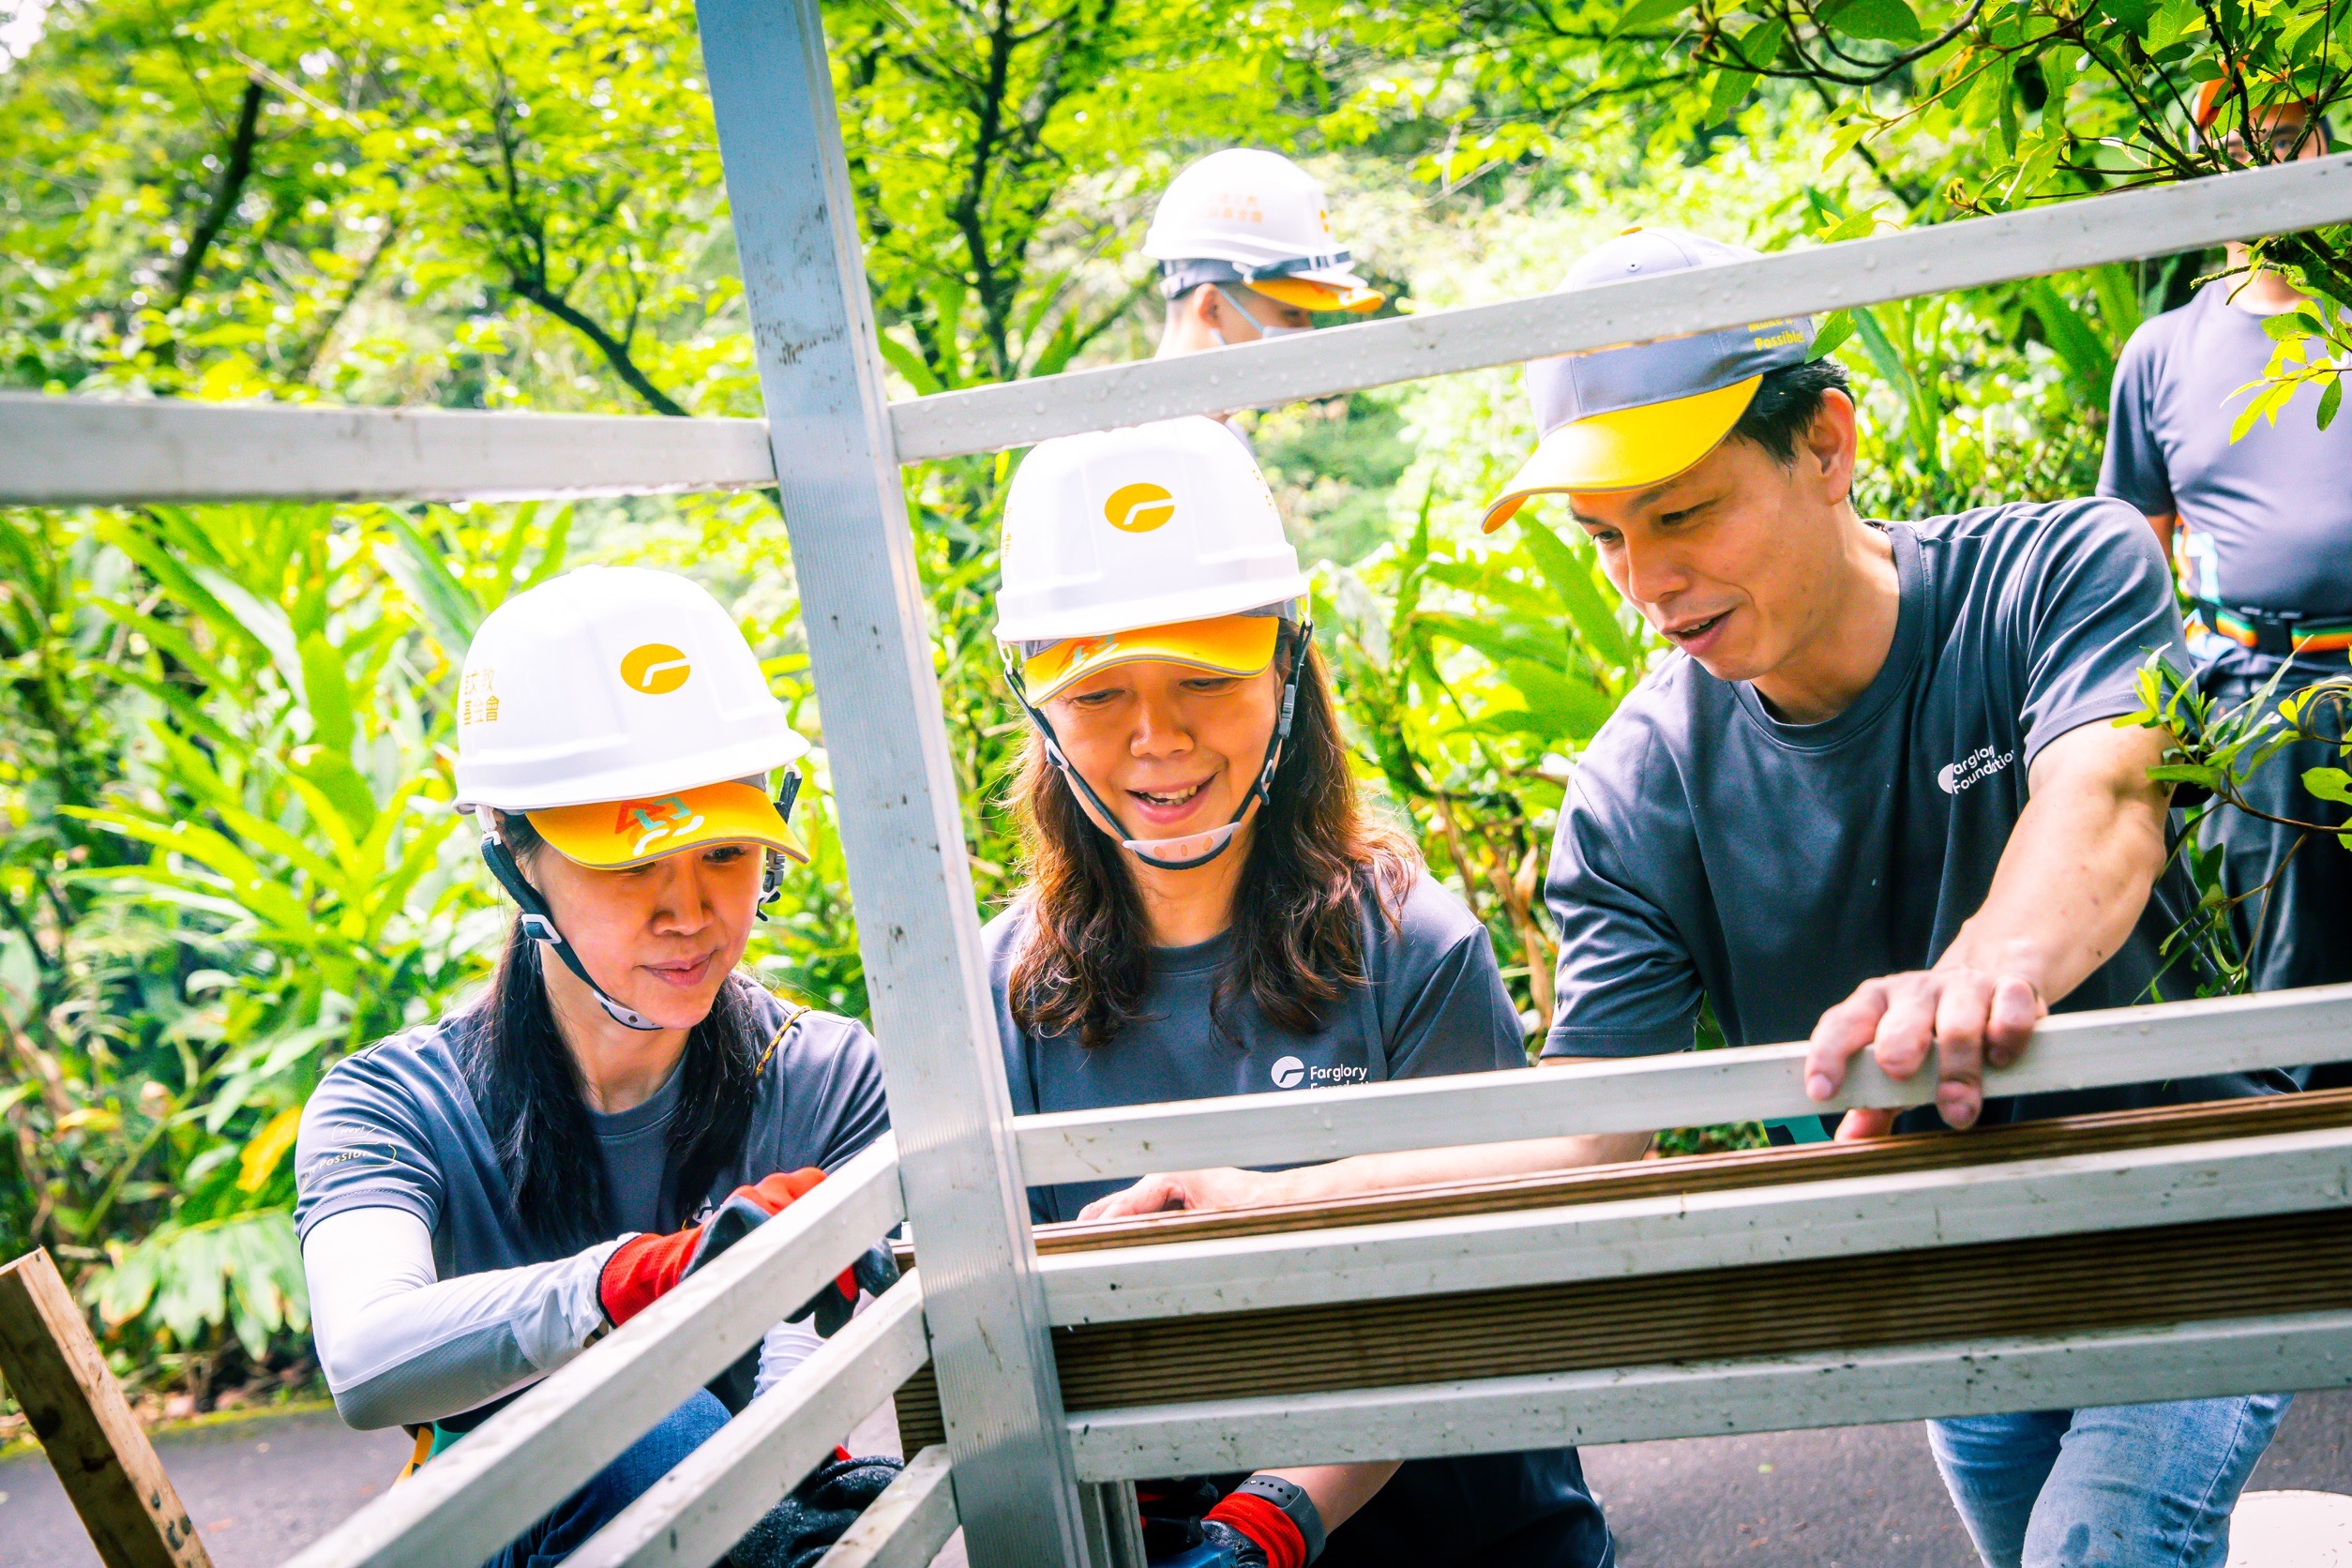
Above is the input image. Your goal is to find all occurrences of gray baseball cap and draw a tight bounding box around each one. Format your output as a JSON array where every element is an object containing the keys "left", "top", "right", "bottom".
[{"left": 1484, "top": 227, "right": 1814, "bottom": 531}]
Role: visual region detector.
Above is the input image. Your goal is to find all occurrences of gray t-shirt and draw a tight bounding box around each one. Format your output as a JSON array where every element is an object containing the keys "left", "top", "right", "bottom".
[
  {"left": 1543, "top": 499, "right": 2288, "bottom": 1121},
  {"left": 988, "top": 871, "right": 1613, "bottom": 1568},
  {"left": 2100, "top": 279, "right": 2352, "bottom": 677},
  {"left": 590, "top": 1059, "right": 684, "bottom": 1235},
  {"left": 989, "top": 871, "right": 1524, "bottom": 1221},
  {"left": 295, "top": 984, "right": 889, "bottom": 1277}
]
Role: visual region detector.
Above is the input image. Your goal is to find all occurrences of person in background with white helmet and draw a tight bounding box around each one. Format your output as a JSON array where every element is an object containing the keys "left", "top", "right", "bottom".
[
  {"left": 986, "top": 416, "right": 1617, "bottom": 1567},
  {"left": 1145, "top": 148, "right": 1383, "bottom": 359},
  {"left": 293, "top": 566, "right": 898, "bottom": 1567}
]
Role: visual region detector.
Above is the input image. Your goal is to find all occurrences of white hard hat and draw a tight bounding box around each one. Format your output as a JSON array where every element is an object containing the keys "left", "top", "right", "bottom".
[
  {"left": 1141, "top": 149, "right": 1382, "bottom": 314},
  {"left": 993, "top": 415, "right": 1309, "bottom": 655},
  {"left": 451, "top": 565, "right": 809, "bottom": 815}
]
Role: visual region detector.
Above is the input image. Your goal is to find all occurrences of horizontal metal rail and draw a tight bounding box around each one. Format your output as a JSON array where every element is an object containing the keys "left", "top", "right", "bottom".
[
  {"left": 1015, "top": 984, "right": 2352, "bottom": 1187},
  {"left": 279, "top": 1138, "right": 906, "bottom": 1568},
  {"left": 1039, "top": 1122, "right": 2352, "bottom": 1324},
  {"left": 0, "top": 393, "right": 776, "bottom": 506},
  {"left": 813, "top": 1445, "right": 958, "bottom": 1568},
  {"left": 569, "top": 1278, "right": 933, "bottom": 1568},
  {"left": 8, "top": 157, "right": 2348, "bottom": 506},
  {"left": 891, "top": 154, "right": 2352, "bottom": 459},
  {"left": 1065, "top": 1309, "right": 2352, "bottom": 1478}
]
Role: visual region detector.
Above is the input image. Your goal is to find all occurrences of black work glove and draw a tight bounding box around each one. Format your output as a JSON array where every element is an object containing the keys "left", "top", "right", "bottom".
[
  {"left": 726, "top": 1453, "right": 903, "bottom": 1568},
  {"left": 683, "top": 1199, "right": 903, "bottom": 1412},
  {"left": 786, "top": 1241, "right": 901, "bottom": 1339}
]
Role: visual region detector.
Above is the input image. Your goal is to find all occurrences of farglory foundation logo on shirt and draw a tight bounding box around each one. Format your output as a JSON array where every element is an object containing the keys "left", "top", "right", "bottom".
[
  {"left": 1937, "top": 744, "right": 2016, "bottom": 795},
  {"left": 1270, "top": 1054, "right": 1369, "bottom": 1090}
]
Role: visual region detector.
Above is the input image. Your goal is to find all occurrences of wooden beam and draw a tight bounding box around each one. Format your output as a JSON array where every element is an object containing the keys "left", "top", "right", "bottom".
[{"left": 0, "top": 1248, "right": 212, "bottom": 1568}]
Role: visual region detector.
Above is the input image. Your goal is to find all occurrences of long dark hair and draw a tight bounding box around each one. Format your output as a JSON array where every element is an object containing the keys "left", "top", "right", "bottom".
[
  {"left": 1007, "top": 632, "right": 1418, "bottom": 1051},
  {"left": 463, "top": 814, "right": 766, "bottom": 1252}
]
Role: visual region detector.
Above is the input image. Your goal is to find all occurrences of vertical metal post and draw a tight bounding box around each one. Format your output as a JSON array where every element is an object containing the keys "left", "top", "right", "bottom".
[{"left": 693, "top": 3, "right": 1094, "bottom": 1564}]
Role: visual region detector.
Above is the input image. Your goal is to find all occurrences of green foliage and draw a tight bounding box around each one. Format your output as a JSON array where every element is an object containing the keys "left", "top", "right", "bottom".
[
  {"left": 2123, "top": 656, "right": 2352, "bottom": 995},
  {"left": 5, "top": 0, "right": 2345, "bottom": 1407}
]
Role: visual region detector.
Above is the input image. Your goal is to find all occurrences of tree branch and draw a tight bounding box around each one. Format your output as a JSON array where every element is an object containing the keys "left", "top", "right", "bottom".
[
  {"left": 170, "top": 78, "right": 266, "bottom": 306},
  {"left": 507, "top": 276, "right": 691, "bottom": 416}
]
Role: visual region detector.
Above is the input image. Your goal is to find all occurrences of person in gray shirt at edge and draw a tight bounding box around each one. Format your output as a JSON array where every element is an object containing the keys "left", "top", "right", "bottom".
[
  {"left": 1081, "top": 228, "right": 2295, "bottom": 1568},
  {"left": 2100, "top": 88, "right": 2350, "bottom": 1019}
]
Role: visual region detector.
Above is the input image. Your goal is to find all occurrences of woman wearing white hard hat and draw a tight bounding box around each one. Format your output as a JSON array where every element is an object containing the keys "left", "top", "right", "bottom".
[
  {"left": 986, "top": 418, "right": 1615, "bottom": 1567},
  {"left": 293, "top": 566, "right": 897, "bottom": 1567},
  {"left": 1147, "top": 148, "right": 1384, "bottom": 358}
]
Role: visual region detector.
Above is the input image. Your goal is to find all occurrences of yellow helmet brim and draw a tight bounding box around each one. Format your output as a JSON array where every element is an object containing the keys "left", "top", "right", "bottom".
[
  {"left": 1021, "top": 614, "right": 1281, "bottom": 703},
  {"left": 528, "top": 780, "right": 808, "bottom": 870},
  {"left": 1482, "top": 375, "right": 1764, "bottom": 532},
  {"left": 1250, "top": 277, "right": 1385, "bottom": 314}
]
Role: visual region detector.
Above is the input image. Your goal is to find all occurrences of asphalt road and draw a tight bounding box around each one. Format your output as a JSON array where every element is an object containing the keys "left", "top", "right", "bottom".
[{"left": 6, "top": 1391, "right": 2352, "bottom": 1566}]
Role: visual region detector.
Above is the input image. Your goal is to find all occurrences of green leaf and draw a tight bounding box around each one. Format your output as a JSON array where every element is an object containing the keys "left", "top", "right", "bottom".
[
  {"left": 876, "top": 330, "right": 948, "bottom": 396},
  {"left": 1706, "top": 68, "right": 1756, "bottom": 124},
  {"left": 382, "top": 513, "right": 485, "bottom": 656},
  {"left": 1613, "top": 0, "right": 1693, "bottom": 34},
  {"left": 1811, "top": 309, "right": 1859, "bottom": 362},
  {"left": 1501, "top": 658, "right": 1619, "bottom": 741},
  {"left": 2021, "top": 279, "right": 2116, "bottom": 405},
  {"left": 1820, "top": 0, "right": 1923, "bottom": 44},
  {"left": 298, "top": 633, "right": 358, "bottom": 757},
  {"left": 2320, "top": 377, "right": 2343, "bottom": 431},
  {"left": 1515, "top": 518, "right": 1637, "bottom": 670},
  {"left": 2305, "top": 767, "right": 2352, "bottom": 806}
]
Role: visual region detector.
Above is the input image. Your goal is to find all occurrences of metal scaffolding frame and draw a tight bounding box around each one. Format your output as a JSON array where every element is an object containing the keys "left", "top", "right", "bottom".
[{"left": 6, "top": 0, "right": 2352, "bottom": 1558}]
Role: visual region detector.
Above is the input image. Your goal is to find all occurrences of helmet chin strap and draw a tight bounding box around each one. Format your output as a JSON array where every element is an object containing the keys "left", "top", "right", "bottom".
[
  {"left": 1009, "top": 622, "right": 1312, "bottom": 872},
  {"left": 474, "top": 769, "right": 806, "bottom": 1033}
]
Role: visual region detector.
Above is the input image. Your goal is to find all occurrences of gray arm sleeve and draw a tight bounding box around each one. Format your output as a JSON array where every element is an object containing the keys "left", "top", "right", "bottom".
[{"left": 304, "top": 1207, "right": 625, "bottom": 1431}]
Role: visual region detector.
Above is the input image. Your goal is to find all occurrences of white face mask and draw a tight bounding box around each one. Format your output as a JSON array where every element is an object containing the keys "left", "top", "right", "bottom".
[{"left": 1212, "top": 284, "right": 1311, "bottom": 344}]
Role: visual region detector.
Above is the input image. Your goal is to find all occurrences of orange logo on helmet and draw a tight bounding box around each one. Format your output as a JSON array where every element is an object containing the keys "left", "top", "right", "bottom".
[
  {"left": 619, "top": 643, "right": 691, "bottom": 695},
  {"left": 1104, "top": 482, "right": 1177, "bottom": 534}
]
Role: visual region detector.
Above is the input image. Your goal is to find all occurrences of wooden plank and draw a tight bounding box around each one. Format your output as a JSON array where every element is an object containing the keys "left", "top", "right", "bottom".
[
  {"left": 1035, "top": 1084, "right": 2352, "bottom": 1256},
  {"left": 1049, "top": 1208, "right": 2352, "bottom": 1411},
  {"left": 1039, "top": 1123, "right": 2352, "bottom": 1324},
  {"left": 1066, "top": 1310, "right": 2352, "bottom": 1478},
  {"left": 0, "top": 1248, "right": 211, "bottom": 1568},
  {"left": 1013, "top": 983, "right": 2352, "bottom": 1186}
]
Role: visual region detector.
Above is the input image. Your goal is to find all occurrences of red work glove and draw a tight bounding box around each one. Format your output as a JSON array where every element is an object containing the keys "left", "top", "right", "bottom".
[
  {"left": 1202, "top": 1493, "right": 1307, "bottom": 1568},
  {"left": 597, "top": 1168, "right": 828, "bottom": 1327}
]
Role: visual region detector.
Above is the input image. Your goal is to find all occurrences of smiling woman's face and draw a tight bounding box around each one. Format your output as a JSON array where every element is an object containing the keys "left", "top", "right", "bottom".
[
  {"left": 521, "top": 837, "right": 764, "bottom": 1029},
  {"left": 1043, "top": 657, "right": 1281, "bottom": 851}
]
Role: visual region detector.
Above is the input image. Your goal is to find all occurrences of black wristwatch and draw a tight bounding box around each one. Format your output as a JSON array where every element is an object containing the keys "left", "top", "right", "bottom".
[{"left": 1234, "top": 1473, "right": 1328, "bottom": 1564}]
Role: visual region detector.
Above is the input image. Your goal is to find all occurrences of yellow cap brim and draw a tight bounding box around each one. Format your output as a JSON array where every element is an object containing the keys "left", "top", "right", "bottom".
[
  {"left": 1022, "top": 615, "right": 1280, "bottom": 703},
  {"left": 1481, "top": 375, "right": 1763, "bottom": 533},
  {"left": 1251, "top": 277, "right": 1385, "bottom": 314},
  {"left": 528, "top": 781, "right": 808, "bottom": 870}
]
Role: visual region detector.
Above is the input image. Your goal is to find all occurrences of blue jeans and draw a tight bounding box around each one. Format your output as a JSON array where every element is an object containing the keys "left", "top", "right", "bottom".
[
  {"left": 482, "top": 1390, "right": 731, "bottom": 1568},
  {"left": 1926, "top": 1395, "right": 2292, "bottom": 1568}
]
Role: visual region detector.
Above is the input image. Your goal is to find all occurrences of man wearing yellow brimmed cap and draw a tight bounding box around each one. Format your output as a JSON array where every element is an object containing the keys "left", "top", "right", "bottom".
[
  {"left": 1145, "top": 148, "right": 1384, "bottom": 359},
  {"left": 1486, "top": 227, "right": 2292, "bottom": 1564},
  {"left": 2102, "top": 85, "right": 2349, "bottom": 1026}
]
